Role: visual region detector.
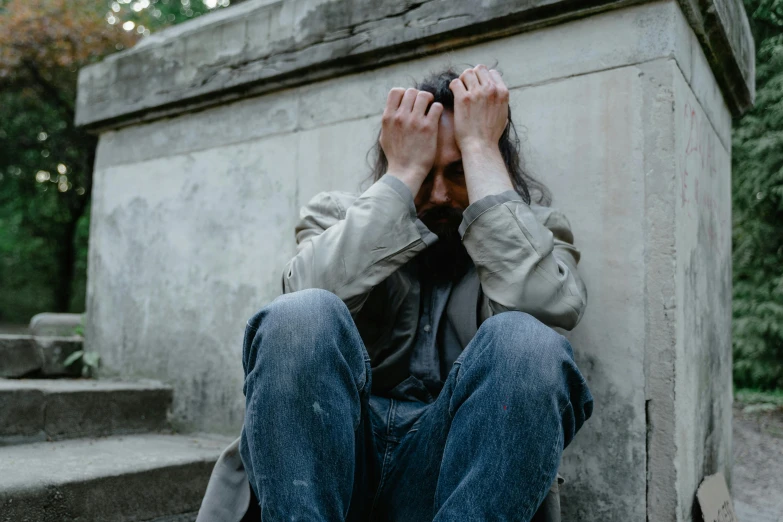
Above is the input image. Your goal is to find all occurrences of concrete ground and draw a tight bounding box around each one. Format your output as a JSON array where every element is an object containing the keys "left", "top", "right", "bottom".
[{"left": 733, "top": 402, "right": 783, "bottom": 522}]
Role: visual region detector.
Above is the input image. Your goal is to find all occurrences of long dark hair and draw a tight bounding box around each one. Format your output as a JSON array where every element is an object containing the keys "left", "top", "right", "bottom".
[{"left": 364, "top": 63, "right": 551, "bottom": 206}]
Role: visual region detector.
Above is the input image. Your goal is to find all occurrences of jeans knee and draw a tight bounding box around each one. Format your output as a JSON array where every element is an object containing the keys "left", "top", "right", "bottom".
[
  {"left": 477, "top": 311, "right": 573, "bottom": 371},
  {"left": 247, "top": 288, "right": 348, "bottom": 332},
  {"left": 242, "top": 289, "right": 352, "bottom": 376},
  {"left": 481, "top": 312, "right": 593, "bottom": 438},
  {"left": 470, "top": 312, "right": 588, "bottom": 409}
]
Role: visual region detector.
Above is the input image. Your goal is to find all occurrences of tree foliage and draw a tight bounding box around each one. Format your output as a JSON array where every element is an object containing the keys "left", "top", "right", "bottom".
[
  {"left": 0, "top": 0, "right": 229, "bottom": 323},
  {"left": 0, "top": 0, "right": 137, "bottom": 321},
  {"left": 732, "top": 0, "right": 783, "bottom": 389}
]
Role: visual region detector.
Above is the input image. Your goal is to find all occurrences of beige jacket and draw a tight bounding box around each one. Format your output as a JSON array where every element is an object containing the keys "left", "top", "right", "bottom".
[{"left": 196, "top": 174, "right": 587, "bottom": 522}]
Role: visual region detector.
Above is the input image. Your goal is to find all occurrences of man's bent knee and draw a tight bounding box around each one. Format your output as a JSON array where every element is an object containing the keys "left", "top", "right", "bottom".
[
  {"left": 246, "top": 288, "right": 349, "bottom": 333},
  {"left": 469, "top": 311, "right": 592, "bottom": 439},
  {"left": 241, "top": 288, "right": 367, "bottom": 392},
  {"left": 475, "top": 311, "right": 574, "bottom": 369}
]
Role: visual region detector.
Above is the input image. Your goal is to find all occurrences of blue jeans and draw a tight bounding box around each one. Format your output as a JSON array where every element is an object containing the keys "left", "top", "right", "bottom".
[{"left": 239, "top": 289, "right": 593, "bottom": 522}]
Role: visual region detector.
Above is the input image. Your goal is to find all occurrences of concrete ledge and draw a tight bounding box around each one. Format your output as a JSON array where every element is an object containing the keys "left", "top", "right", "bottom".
[
  {"left": 0, "top": 379, "right": 174, "bottom": 444},
  {"left": 0, "top": 335, "right": 83, "bottom": 378},
  {"left": 677, "top": 0, "right": 755, "bottom": 116},
  {"left": 29, "top": 313, "right": 83, "bottom": 337},
  {"left": 0, "top": 336, "right": 39, "bottom": 377},
  {"left": 0, "top": 433, "right": 233, "bottom": 522},
  {"left": 75, "top": 0, "right": 754, "bottom": 131}
]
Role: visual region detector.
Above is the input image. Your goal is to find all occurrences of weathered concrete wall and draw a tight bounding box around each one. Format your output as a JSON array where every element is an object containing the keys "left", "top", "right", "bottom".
[
  {"left": 673, "top": 65, "right": 734, "bottom": 520},
  {"left": 77, "top": 0, "right": 750, "bottom": 519}
]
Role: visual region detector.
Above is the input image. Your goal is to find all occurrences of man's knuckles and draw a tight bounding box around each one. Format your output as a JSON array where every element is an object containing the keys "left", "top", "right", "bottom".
[{"left": 383, "top": 110, "right": 436, "bottom": 133}]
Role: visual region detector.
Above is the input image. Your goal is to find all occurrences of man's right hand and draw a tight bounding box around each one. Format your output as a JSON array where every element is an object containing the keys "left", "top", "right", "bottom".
[{"left": 379, "top": 87, "right": 444, "bottom": 197}]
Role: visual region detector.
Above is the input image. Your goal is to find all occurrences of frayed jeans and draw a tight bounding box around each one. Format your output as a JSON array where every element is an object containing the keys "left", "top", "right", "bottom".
[{"left": 239, "top": 289, "right": 593, "bottom": 522}]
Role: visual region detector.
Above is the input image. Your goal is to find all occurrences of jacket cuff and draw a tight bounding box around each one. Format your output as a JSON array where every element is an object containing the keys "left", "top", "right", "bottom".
[
  {"left": 379, "top": 174, "right": 438, "bottom": 246},
  {"left": 458, "top": 190, "right": 524, "bottom": 237},
  {"left": 379, "top": 174, "right": 417, "bottom": 219}
]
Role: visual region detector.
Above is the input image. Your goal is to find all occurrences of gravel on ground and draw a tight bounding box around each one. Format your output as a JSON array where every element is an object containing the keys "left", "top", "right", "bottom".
[{"left": 733, "top": 403, "right": 783, "bottom": 522}]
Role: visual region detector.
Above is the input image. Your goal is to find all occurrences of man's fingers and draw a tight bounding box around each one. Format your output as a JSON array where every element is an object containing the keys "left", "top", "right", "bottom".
[
  {"left": 385, "top": 87, "right": 405, "bottom": 113},
  {"left": 427, "top": 101, "right": 444, "bottom": 121},
  {"left": 460, "top": 67, "right": 480, "bottom": 90},
  {"left": 399, "top": 88, "right": 419, "bottom": 112},
  {"left": 489, "top": 69, "right": 506, "bottom": 88},
  {"left": 449, "top": 77, "right": 466, "bottom": 97},
  {"left": 474, "top": 64, "right": 491, "bottom": 86},
  {"left": 412, "top": 91, "right": 434, "bottom": 116}
]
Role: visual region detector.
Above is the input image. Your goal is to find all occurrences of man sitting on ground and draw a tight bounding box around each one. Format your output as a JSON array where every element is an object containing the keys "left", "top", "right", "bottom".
[{"left": 197, "top": 62, "right": 594, "bottom": 522}]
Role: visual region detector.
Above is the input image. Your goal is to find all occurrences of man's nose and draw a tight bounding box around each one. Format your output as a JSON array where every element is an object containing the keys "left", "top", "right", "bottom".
[{"left": 429, "top": 174, "right": 451, "bottom": 204}]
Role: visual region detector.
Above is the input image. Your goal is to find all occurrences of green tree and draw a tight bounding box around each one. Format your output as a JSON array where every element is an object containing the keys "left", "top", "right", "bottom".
[
  {"left": 732, "top": 0, "right": 783, "bottom": 389},
  {"left": 0, "top": 0, "right": 229, "bottom": 323}
]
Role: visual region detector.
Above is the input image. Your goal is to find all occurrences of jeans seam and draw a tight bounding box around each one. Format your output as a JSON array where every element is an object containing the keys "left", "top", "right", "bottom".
[
  {"left": 446, "top": 362, "right": 462, "bottom": 420},
  {"left": 245, "top": 321, "right": 259, "bottom": 333},
  {"left": 359, "top": 357, "right": 372, "bottom": 396},
  {"left": 369, "top": 400, "right": 397, "bottom": 517},
  {"left": 519, "top": 413, "right": 564, "bottom": 521},
  {"left": 387, "top": 399, "right": 398, "bottom": 442}
]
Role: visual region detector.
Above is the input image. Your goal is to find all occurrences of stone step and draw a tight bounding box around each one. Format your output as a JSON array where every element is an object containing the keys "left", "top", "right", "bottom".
[
  {"left": 0, "top": 335, "right": 83, "bottom": 378},
  {"left": 0, "top": 379, "right": 173, "bottom": 445},
  {"left": 29, "top": 313, "right": 83, "bottom": 337},
  {"left": 0, "top": 433, "right": 233, "bottom": 522}
]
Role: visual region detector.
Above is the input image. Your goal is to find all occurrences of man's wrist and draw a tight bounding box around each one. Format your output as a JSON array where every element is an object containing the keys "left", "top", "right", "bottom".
[
  {"left": 459, "top": 141, "right": 514, "bottom": 203},
  {"left": 379, "top": 173, "right": 419, "bottom": 219},
  {"left": 385, "top": 168, "right": 425, "bottom": 197},
  {"left": 458, "top": 139, "right": 500, "bottom": 158}
]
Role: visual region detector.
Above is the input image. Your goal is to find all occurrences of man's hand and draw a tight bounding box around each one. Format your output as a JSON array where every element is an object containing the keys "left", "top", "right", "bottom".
[
  {"left": 379, "top": 87, "right": 444, "bottom": 196},
  {"left": 449, "top": 65, "right": 514, "bottom": 202},
  {"left": 449, "top": 65, "right": 510, "bottom": 150}
]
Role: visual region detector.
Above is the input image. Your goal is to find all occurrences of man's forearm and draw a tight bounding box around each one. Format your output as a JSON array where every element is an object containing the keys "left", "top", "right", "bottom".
[
  {"left": 283, "top": 175, "right": 437, "bottom": 313},
  {"left": 457, "top": 142, "right": 587, "bottom": 329},
  {"left": 460, "top": 141, "right": 514, "bottom": 204}
]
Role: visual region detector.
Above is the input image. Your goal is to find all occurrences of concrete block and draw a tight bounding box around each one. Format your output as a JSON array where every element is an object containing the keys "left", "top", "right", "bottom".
[
  {"left": 74, "top": 0, "right": 754, "bottom": 129},
  {"left": 0, "top": 335, "right": 40, "bottom": 377},
  {"left": 75, "top": 0, "right": 751, "bottom": 519},
  {"left": 0, "top": 433, "right": 233, "bottom": 522},
  {"left": 36, "top": 336, "right": 85, "bottom": 376},
  {"left": 0, "top": 379, "right": 173, "bottom": 444},
  {"left": 28, "top": 313, "right": 83, "bottom": 337},
  {"left": 0, "top": 335, "right": 83, "bottom": 377}
]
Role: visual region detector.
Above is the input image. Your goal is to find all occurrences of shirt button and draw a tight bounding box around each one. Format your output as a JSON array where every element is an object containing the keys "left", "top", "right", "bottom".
[{"left": 423, "top": 324, "right": 431, "bottom": 332}]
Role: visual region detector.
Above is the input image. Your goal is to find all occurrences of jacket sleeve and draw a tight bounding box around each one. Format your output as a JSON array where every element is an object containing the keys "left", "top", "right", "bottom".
[
  {"left": 282, "top": 174, "right": 438, "bottom": 314},
  {"left": 459, "top": 190, "right": 587, "bottom": 330}
]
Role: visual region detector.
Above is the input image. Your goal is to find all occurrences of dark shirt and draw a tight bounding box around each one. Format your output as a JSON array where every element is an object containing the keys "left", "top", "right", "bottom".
[
  {"left": 409, "top": 275, "right": 453, "bottom": 400},
  {"left": 398, "top": 265, "right": 476, "bottom": 404}
]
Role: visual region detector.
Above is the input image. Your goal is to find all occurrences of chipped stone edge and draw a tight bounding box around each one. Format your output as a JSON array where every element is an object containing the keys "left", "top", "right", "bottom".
[{"left": 74, "top": 0, "right": 754, "bottom": 132}]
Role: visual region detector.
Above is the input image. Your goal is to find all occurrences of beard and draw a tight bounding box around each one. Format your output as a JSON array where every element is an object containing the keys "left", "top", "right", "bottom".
[{"left": 417, "top": 206, "right": 474, "bottom": 283}]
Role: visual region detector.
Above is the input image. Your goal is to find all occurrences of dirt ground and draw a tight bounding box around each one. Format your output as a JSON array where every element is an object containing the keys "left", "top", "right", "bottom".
[{"left": 732, "top": 403, "right": 783, "bottom": 522}]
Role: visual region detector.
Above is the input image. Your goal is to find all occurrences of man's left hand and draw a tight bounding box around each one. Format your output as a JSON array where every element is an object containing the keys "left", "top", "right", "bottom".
[{"left": 449, "top": 64, "right": 510, "bottom": 151}]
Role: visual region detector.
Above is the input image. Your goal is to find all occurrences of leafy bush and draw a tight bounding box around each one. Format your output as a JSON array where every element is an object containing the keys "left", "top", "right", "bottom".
[{"left": 732, "top": 1, "right": 783, "bottom": 389}]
